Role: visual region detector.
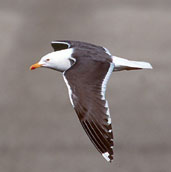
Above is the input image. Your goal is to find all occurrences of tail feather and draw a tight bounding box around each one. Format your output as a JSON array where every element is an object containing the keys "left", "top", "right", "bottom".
[{"left": 112, "top": 56, "right": 153, "bottom": 71}]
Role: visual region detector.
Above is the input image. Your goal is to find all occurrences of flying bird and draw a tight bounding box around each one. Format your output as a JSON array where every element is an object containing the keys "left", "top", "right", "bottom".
[{"left": 30, "top": 40, "right": 152, "bottom": 162}]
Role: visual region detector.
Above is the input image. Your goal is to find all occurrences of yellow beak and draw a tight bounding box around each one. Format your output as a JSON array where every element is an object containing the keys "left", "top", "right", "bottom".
[{"left": 30, "top": 63, "right": 42, "bottom": 70}]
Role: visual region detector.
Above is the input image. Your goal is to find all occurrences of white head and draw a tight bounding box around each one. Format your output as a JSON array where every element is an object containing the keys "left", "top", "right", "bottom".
[{"left": 30, "top": 49, "right": 74, "bottom": 72}]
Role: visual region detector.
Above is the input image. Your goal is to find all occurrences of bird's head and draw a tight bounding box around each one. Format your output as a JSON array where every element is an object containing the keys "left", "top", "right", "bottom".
[
  {"left": 30, "top": 52, "right": 56, "bottom": 70},
  {"left": 30, "top": 49, "right": 74, "bottom": 72}
]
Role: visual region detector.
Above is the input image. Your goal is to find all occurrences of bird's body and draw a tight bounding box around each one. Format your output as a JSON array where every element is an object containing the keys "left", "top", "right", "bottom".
[{"left": 30, "top": 40, "right": 152, "bottom": 162}]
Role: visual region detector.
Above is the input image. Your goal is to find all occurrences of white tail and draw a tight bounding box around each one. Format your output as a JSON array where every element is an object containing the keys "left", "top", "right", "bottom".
[{"left": 112, "top": 56, "right": 153, "bottom": 71}]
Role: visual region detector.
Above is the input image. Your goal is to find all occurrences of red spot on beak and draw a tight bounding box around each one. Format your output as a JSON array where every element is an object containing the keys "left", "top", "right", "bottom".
[
  {"left": 30, "top": 63, "right": 42, "bottom": 70},
  {"left": 30, "top": 66, "right": 36, "bottom": 70}
]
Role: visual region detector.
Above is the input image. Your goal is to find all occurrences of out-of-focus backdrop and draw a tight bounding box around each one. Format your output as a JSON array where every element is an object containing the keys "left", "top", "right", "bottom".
[{"left": 0, "top": 0, "right": 171, "bottom": 172}]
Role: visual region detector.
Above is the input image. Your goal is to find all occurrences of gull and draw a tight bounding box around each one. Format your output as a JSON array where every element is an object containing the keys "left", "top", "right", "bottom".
[{"left": 30, "top": 40, "right": 152, "bottom": 162}]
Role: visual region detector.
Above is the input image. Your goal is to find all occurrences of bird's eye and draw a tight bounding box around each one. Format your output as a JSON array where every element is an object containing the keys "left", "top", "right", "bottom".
[{"left": 46, "top": 59, "right": 50, "bottom": 61}]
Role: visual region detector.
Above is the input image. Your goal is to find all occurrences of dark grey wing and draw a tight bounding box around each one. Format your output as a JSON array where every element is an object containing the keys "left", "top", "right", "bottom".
[
  {"left": 63, "top": 55, "right": 114, "bottom": 162},
  {"left": 51, "top": 41, "right": 71, "bottom": 51},
  {"left": 51, "top": 40, "right": 108, "bottom": 54}
]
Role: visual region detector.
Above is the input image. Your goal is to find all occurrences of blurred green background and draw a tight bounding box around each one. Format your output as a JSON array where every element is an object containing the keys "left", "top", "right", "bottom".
[{"left": 0, "top": 0, "right": 171, "bottom": 171}]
